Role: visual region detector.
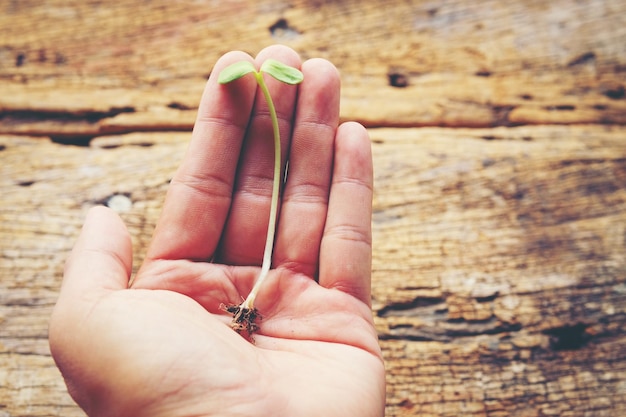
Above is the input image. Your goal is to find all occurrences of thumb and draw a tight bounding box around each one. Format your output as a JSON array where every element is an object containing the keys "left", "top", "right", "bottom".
[
  {"left": 50, "top": 205, "right": 132, "bottom": 350},
  {"left": 59, "top": 205, "right": 133, "bottom": 303},
  {"left": 61, "top": 206, "right": 133, "bottom": 300},
  {"left": 49, "top": 206, "right": 133, "bottom": 408}
]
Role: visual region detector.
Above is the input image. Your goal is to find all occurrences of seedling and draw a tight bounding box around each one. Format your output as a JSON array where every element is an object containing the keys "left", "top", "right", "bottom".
[{"left": 218, "top": 59, "right": 304, "bottom": 336}]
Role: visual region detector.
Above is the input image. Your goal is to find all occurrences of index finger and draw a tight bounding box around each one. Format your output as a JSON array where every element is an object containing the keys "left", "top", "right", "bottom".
[{"left": 143, "top": 51, "right": 258, "bottom": 263}]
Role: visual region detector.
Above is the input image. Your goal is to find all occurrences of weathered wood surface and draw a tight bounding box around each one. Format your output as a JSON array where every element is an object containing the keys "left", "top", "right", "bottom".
[{"left": 1, "top": 1, "right": 625, "bottom": 416}]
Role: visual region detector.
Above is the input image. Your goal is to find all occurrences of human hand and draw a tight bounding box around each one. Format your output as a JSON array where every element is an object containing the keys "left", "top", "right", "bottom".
[{"left": 49, "top": 45, "right": 385, "bottom": 417}]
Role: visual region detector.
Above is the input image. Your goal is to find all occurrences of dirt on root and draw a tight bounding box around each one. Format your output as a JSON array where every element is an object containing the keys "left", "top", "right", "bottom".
[{"left": 220, "top": 303, "right": 261, "bottom": 339}]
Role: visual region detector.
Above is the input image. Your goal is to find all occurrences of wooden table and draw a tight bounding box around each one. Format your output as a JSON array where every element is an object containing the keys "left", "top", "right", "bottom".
[{"left": 2, "top": 1, "right": 625, "bottom": 415}]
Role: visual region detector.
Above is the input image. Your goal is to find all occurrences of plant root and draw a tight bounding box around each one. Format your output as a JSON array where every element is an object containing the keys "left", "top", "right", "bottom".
[{"left": 220, "top": 303, "right": 261, "bottom": 338}]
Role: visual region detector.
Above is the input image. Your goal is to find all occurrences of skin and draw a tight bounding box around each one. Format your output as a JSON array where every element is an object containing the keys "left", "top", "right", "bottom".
[{"left": 49, "top": 45, "right": 385, "bottom": 417}]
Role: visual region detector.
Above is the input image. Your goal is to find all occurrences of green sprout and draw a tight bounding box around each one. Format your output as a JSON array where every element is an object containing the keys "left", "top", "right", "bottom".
[{"left": 218, "top": 59, "right": 304, "bottom": 336}]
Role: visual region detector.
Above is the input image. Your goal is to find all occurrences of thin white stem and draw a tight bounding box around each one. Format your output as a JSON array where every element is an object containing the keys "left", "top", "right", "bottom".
[{"left": 241, "top": 71, "right": 282, "bottom": 310}]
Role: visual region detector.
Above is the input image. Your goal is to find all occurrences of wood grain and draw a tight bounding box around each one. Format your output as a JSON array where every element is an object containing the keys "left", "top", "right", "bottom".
[
  {"left": 1, "top": 0, "right": 625, "bottom": 416},
  {"left": 370, "top": 125, "right": 626, "bottom": 415}
]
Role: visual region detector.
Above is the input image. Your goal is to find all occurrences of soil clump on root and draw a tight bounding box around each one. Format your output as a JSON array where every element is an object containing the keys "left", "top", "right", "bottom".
[{"left": 221, "top": 304, "right": 261, "bottom": 339}]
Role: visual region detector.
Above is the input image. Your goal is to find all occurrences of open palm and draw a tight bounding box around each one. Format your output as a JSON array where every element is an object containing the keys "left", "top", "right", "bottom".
[{"left": 49, "top": 45, "right": 385, "bottom": 417}]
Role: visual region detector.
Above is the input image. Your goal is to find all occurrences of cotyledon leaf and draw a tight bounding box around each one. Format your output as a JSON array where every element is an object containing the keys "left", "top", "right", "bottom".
[
  {"left": 260, "top": 58, "right": 304, "bottom": 85},
  {"left": 218, "top": 61, "right": 257, "bottom": 84}
]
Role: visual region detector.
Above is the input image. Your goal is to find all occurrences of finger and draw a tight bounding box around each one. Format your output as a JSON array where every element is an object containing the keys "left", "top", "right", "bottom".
[
  {"left": 273, "top": 59, "right": 340, "bottom": 277},
  {"left": 215, "top": 45, "right": 302, "bottom": 266},
  {"left": 143, "top": 51, "right": 258, "bottom": 264},
  {"left": 58, "top": 206, "right": 132, "bottom": 304},
  {"left": 319, "top": 122, "right": 373, "bottom": 306},
  {"left": 49, "top": 206, "right": 133, "bottom": 402}
]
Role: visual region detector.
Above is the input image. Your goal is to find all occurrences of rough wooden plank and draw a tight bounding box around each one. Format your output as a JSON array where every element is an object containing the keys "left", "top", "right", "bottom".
[
  {"left": 2, "top": 0, "right": 626, "bottom": 416},
  {"left": 369, "top": 125, "right": 626, "bottom": 415},
  {"left": 2, "top": 124, "right": 626, "bottom": 416},
  {"left": 1, "top": 133, "right": 184, "bottom": 416},
  {"left": 1, "top": 0, "right": 625, "bottom": 139}
]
